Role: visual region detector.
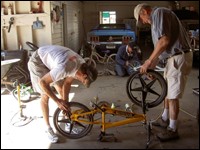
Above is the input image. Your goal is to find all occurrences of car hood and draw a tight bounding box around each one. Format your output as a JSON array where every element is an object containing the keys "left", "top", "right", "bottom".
[{"left": 88, "top": 30, "right": 135, "bottom": 37}]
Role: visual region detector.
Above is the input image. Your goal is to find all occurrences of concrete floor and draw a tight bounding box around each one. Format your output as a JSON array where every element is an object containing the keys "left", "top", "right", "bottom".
[{"left": 1, "top": 44, "right": 199, "bottom": 149}]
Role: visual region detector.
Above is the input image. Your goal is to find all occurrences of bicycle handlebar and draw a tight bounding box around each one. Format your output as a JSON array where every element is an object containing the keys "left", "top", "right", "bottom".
[
  {"left": 89, "top": 101, "right": 104, "bottom": 112},
  {"left": 129, "top": 63, "right": 165, "bottom": 72}
]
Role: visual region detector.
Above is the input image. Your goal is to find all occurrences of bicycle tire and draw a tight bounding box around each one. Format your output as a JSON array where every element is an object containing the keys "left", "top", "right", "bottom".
[
  {"left": 53, "top": 102, "right": 93, "bottom": 139},
  {"left": 107, "top": 53, "right": 116, "bottom": 62},
  {"left": 84, "top": 57, "right": 96, "bottom": 68},
  {"left": 12, "top": 88, "right": 32, "bottom": 103},
  {"left": 126, "top": 69, "right": 167, "bottom": 108},
  {"left": 5, "top": 68, "right": 30, "bottom": 93}
]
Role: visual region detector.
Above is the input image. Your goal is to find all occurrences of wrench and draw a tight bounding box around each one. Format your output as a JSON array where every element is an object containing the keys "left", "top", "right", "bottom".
[{"left": 8, "top": 17, "right": 14, "bottom": 33}]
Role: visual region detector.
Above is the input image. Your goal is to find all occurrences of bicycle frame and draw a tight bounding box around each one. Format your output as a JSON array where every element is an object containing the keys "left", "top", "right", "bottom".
[
  {"left": 70, "top": 104, "right": 147, "bottom": 133},
  {"left": 83, "top": 42, "right": 117, "bottom": 75},
  {"left": 54, "top": 70, "right": 167, "bottom": 148},
  {"left": 89, "top": 42, "right": 113, "bottom": 64}
]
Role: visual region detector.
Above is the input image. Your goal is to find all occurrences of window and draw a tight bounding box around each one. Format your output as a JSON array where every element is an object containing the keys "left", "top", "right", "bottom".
[{"left": 100, "top": 11, "right": 116, "bottom": 24}]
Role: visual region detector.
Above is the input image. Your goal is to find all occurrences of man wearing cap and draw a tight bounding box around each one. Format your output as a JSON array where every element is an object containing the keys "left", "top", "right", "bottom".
[
  {"left": 134, "top": 3, "right": 193, "bottom": 141},
  {"left": 115, "top": 42, "right": 141, "bottom": 76},
  {"left": 28, "top": 45, "right": 98, "bottom": 143}
]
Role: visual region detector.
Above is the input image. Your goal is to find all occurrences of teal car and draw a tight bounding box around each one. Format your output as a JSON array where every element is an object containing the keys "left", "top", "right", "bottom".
[{"left": 87, "top": 23, "right": 136, "bottom": 56}]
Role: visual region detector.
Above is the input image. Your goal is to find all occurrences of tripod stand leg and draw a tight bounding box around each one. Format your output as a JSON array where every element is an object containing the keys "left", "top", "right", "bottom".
[{"left": 146, "top": 122, "right": 152, "bottom": 149}]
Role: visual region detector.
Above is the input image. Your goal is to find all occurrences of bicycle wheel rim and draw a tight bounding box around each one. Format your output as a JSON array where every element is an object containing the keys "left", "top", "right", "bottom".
[
  {"left": 53, "top": 102, "right": 93, "bottom": 139},
  {"left": 126, "top": 69, "right": 167, "bottom": 108}
]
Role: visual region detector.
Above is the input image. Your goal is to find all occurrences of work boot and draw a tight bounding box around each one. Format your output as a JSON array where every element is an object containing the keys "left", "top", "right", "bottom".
[
  {"left": 157, "top": 126, "right": 179, "bottom": 142},
  {"left": 152, "top": 117, "right": 169, "bottom": 128}
]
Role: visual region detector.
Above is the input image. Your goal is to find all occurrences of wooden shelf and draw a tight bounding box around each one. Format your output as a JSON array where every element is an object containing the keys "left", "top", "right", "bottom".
[
  {"left": 1, "top": 1, "right": 51, "bottom": 50},
  {"left": 1, "top": 13, "right": 48, "bottom": 18}
]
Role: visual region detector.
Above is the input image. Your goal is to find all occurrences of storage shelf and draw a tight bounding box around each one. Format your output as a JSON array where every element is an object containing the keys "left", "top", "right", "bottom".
[{"left": 1, "top": 13, "right": 49, "bottom": 18}]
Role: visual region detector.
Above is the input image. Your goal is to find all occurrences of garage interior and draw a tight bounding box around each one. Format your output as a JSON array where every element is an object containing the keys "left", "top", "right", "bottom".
[{"left": 1, "top": 1, "right": 199, "bottom": 149}]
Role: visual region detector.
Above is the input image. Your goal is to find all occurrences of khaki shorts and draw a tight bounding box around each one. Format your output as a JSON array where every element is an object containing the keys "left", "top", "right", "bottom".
[
  {"left": 164, "top": 51, "right": 193, "bottom": 99},
  {"left": 28, "top": 51, "right": 49, "bottom": 94}
]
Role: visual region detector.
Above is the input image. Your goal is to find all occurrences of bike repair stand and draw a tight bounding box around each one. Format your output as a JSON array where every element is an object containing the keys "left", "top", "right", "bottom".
[
  {"left": 98, "top": 111, "right": 118, "bottom": 142},
  {"left": 141, "top": 98, "right": 153, "bottom": 149},
  {"left": 10, "top": 79, "right": 33, "bottom": 127},
  {"left": 98, "top": 130, "right": 118, "bottom": 142}
]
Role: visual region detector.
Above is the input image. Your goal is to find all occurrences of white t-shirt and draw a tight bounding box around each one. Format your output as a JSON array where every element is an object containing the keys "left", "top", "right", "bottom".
[{"left": 37, "top": 45, "right": 85, "bottom": 82}]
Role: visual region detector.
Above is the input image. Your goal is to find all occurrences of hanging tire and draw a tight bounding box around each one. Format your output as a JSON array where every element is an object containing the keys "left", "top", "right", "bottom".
[
  {"left": 53, "top": 102, "right": 93, "bottom": 139},
  {"left": 126, "top": 69, "right": 167, "bottom": 108}
]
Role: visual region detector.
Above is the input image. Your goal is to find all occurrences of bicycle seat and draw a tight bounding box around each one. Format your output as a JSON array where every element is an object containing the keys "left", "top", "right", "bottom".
[{"left": 101, "top": 49, "right": 110, "bottom": 54}]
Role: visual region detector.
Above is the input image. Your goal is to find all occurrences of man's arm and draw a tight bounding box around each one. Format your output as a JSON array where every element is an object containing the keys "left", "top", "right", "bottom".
[
  {"left": 148, "top": 35, "right": 169, "bottom": 63},
  {"left": 140, "top": 35, "right": 169, "bottom": 73},
  {"left": 39, "top": 72, "right": 70, "bottom": 111},
  {"left": 39, "top": 72, "right": 59, "bottom": 102},
  {"left": 62, "top": 77, "right": 74, "bottom": 102}
]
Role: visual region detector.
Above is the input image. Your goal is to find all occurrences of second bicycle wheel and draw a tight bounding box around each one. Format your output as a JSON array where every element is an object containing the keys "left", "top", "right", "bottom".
[
  {"left": 53, "top": 102, "right": 93, "bottom": 139},
  {"left": 106, "top": 53, "right": 116, "bottom": 71},
  {"left": 126, "top": 69, "right": 167, "bottom": 108},
  {"left": 84, "top": 57, "right": 96, "bottom": 68}
]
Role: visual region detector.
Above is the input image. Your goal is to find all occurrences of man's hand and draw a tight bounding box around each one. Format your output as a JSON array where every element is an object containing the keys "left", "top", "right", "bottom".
[
  {"left": 56, "top": 99, "right": 71, "bottom": 112},
  {"left": 125, "top": 61, "right": 129, "bottom": 67},
  {"left": 140, "top": 59, "right": 151, "bottom": 73}
]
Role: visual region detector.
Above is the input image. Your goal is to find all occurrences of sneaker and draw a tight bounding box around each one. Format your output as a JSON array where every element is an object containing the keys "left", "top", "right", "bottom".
[
  {"left": 152, "top": 117, "right": 169, "bottom": 128},
  {"left": 65, "top": 123, "right": 81, "bottom": 134},
  {"left": 45, "top": 127, "right": 59, "bottom": 143},
  {"left": 157, "top": 127, "right": 179, "bottom": 142}
]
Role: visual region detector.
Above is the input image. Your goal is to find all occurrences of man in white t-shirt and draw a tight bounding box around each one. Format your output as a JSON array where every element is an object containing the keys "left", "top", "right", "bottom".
[{"left": 28, "top": 45, "right": 98, "bottom": 143}]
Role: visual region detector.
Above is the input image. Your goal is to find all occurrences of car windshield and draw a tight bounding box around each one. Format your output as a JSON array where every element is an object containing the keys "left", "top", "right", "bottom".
[{"left": 97, "top": 24, "right": 126, "bottom": 30}]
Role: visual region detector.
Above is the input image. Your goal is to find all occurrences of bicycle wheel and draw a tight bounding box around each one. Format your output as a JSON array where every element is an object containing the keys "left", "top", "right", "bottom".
[
  {"left": 5, "top": 66, "right": 30, "bottom": 92},
  {"left": 53, "top": 102, "right": 93, "bottom": 139},
  {"left": 106, "top": 53, "right": 116, "bottom": 70},
  {"left": 12, "top": 88, "right": 31, "bottom": 103},
  {"left": 84, "top": 57, "right": 96, "bottom": 68},
  {"left": 126, "top": 69, "right": 167, "bottom": 108}
]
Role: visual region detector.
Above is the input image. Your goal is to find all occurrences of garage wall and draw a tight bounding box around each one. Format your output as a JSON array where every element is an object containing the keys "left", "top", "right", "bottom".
[
  {"left": 62, "top": 1, "right": 84, "bottom": 52},
  {"left": 82, "top": 1, "right": 199, "bottom": 34},
  {"left": 50, "top": 1, "right": 84, "bottom": 52},
  {"left": 1, "top": 1, "right": 198, "bottom": 52},
  {"left": 50, "top": 1, "right": 63, "bottom": 46}
]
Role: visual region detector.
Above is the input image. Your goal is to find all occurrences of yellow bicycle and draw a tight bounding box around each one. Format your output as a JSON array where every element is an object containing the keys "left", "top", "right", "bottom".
[{"left": 53, "top": 69, "right": 167, "bottom": 148}]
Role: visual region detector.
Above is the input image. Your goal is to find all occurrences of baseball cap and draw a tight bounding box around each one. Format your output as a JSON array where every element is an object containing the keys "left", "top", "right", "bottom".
[{"left": 134, "top": 3, "right": 148, "bottom": 26}]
